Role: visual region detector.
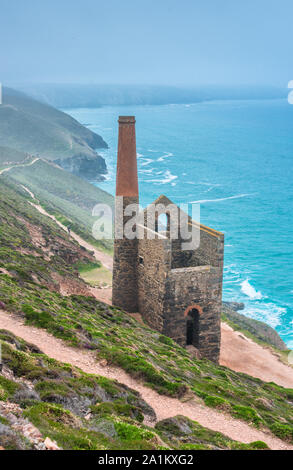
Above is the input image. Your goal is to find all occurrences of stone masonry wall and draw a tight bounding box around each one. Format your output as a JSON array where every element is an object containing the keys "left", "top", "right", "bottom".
[
  {"left": 112, "top": 196, "right": 139, "bottom": 312},
  {"left": 171, "top": 224, "right": 224, "bottom": 270},
  {"left": 137, "top": 233, "right": 170, "bottom": 332},
  {"left": 164, "top": 265, "right": 222, "bottom": 362}
]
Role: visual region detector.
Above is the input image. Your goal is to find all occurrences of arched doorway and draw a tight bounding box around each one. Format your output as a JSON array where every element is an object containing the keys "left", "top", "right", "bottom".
[{"left": 186, "top": 308, "right": 200, "bottom": 348}]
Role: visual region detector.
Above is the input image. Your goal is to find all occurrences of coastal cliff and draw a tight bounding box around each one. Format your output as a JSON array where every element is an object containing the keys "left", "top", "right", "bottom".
[{"left": 0, "top": 87, "right": 108, "bottom": 181}]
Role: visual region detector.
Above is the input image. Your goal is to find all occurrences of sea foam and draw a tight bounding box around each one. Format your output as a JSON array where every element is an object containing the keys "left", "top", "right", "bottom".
[
  {"left": 148, "top": 169, "right": 178, "bottom": 184},
  {"left": 241, "top": 279, "right": 263, "bottom": 300}
]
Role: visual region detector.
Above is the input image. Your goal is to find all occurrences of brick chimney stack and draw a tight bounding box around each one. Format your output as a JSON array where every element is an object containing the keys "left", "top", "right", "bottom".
[
  {"left": 112, "top": 116, "right": 139, "bottom": 312},
  {"left": 116, "top": 116, "right": 138, "bottom": 197}
]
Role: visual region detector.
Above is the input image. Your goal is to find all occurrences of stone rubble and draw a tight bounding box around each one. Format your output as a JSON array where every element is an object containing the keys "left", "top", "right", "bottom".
[{"left": 0, "top": 400, "right": 52, "bottom": 450}]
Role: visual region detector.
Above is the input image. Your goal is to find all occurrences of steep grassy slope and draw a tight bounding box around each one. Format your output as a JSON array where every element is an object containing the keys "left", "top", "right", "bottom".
[
  {"left": 7, "top": 159, "right": 114, "bottom": 252},
  {"left": 0, "top": 87, "right": 108, "bottom": 180},
  {"left": 0, "top": 177, "right": 96, "bottom": 296},
  {"left": 0, "top": 330, "right": 268, "bottom": 450},
  {"left": 0, "top": 177, "right": 292, "bottom": 447},
  {"left": 0, "top": 146, "right": 29, "bottom": 166},
  {"left": 1, "top": 278, "right": 292, "bottom": 443}
]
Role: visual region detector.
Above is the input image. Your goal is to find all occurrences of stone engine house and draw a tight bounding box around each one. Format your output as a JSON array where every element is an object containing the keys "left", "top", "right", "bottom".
[{"left": 112, "top": 116, "right": 224, "bottom": 363}]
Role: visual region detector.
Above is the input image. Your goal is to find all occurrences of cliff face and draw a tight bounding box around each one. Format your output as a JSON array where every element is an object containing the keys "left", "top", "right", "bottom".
[
  {"left": 0, "top": 87, "right": 108, "bottom": 181},
  {"left": 55, "top": 153, "right": 107, "bottom": 181}
]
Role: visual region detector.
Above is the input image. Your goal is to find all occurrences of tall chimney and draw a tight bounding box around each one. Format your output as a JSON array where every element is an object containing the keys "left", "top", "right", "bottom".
[
  {"left": 116, "top": 116, "right": 138, "bottom": 197},
  {"left": 112, "top": 116, "right": 139, "bottom": 312}
]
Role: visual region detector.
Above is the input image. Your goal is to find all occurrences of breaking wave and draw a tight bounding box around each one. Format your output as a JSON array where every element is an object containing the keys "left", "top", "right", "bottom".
[{"left": 241, "top": 279, "right": 263, "bottom": 300}]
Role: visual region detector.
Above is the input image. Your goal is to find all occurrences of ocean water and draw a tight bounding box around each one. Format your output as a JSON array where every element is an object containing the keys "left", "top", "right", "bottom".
[{"left": 66, "top": 100, "right": 293, "bottom": 348}]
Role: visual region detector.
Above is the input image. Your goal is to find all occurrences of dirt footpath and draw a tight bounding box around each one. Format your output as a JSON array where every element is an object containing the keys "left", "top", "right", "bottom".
[{"left": 0, "top": 310, "right": 292, "bottom": 450}]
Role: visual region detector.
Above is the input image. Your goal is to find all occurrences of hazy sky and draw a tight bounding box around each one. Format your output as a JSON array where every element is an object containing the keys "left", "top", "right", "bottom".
[{"left": 1, "top": 0, "right": 292, "bottom": 86}]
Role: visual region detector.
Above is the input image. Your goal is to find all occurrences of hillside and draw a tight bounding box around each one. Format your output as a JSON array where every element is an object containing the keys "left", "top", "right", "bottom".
[
  {"left": 0, "top": 176, "right": 292, "bottom": 450},
  {"left": 4, "top": 159, "right": 114, "bottom": 253},
  {"left": 0, "top": 329, "right": 270, "bottom": 451},
  {"left": 0, "top": 87, "right": 108, "bottom": 181}
]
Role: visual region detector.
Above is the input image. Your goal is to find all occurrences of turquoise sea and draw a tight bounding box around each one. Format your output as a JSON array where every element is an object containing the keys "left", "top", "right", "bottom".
[{"left": 66, "top": 100, "right": 293, "bottom": 348}]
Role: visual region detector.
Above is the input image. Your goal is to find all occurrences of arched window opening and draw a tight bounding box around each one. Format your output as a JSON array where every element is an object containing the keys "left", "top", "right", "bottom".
[
  {"left": 186, "top": 308, "right": 200, "bottom": 348},
  {"left": 155, "top": 212, "right": 170, "bottom": 233}
]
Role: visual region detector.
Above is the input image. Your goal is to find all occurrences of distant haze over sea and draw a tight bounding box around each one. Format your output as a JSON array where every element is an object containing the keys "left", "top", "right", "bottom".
[
  {"left": 15, "top": 84, "right": 288, "bottom": 108},
  {"left": 66, "top": 98, "right": 293, "bottom": 348}
]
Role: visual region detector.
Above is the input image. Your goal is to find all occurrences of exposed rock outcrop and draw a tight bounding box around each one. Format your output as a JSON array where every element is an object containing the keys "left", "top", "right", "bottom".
[{"left": 55, "top": 153, "right": 107, "bottom": 182}]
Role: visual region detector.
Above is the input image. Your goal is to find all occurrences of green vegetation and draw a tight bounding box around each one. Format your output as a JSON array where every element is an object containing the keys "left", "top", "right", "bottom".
[
  {"left": 1, "top": 268, "right": 292, "bottom": 441},
  {"left": 155, "top": 416, "right": 269, "bottom": 450},
  {"left": 269, "top": 423, "right": 293, "bottom": 442},
  {"left": 0, "top": 145, "right": 30, "bottom": 165},
  {"left": 0, "top": 177, "right": 95, "bottom": 294},
  {"left": 76, "top": 260, "right": 112, "bottom": 288},
  {"left": 0, "top": 87, "right": 107, "bottom": 162},
  {"left": 204, "top": 395, "right": 230, "bottom": 410},
  {"left": 232, "top": 405, "right": 262, "bottom": 426},
  {"left": 0, "top": 330, "right": 262, "bottom": 450},
  {"left": 0, "top": 176, "right": 292, "bottom": 448},
  {"left": 8, "top": 159, "right": 113, "bottom": 252}
]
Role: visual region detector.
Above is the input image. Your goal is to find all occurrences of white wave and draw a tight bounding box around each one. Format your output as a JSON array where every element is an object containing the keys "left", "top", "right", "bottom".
[
  {"left": 137, "top": 153, "right": 144, "bottom": 158},
  {"left": 241, "top": 280, "right": 263, "bottom": 300},
  {"left": 140, "top": 158, "right": 153, "bottom": 167},
  {"left": 190, "top": 193, "right": 253, "bottom": 204},
  {"left": 157, "top": 152, "right": 174, "bottom": 162},
  {"left": 139, "top": 168, "right": 154, "bottom": 174},
  {"left": 148, "top": 170, "right": 178, "bottom": 184},
  {"left": 241, "top": 302, "right": 286, "bottom": 329}
]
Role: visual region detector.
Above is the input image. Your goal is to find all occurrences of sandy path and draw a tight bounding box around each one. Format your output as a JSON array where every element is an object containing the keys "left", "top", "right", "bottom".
[
  {"left": 28, "top": 200, "right": 113, "bottom": 302},
  {"left": 220, "top": 323, "right": 293, "bottom": 388},
  {"left": 89, "top": 286, "right": 112, "bottom": 305},
  {"left": 0, "top": 157, "right": 39, "bottom": 175},
  {"left": 26, "top": 199, "right": 113, "bottom": 271},
  {"left": 0, "top": 310, "right": 291, "bottom": 450},
  {"left": 3, "top": 186, "right": 293, "bottom": 448},
  {"left": 23, "top": 191, "right": 293, "bottom": 388}
]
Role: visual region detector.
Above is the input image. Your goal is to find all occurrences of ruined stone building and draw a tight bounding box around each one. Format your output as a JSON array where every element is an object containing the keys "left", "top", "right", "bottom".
[{"left": 112, "top": 116, "right": 224, "bottom": 362}]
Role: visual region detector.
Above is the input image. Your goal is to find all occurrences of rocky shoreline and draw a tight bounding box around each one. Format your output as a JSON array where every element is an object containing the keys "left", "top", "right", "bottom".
[{"left": 222, "top": 302, "right": 287, "bottom": 351}]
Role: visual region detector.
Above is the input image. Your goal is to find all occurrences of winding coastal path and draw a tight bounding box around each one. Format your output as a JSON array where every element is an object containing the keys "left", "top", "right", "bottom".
[
  {"left": 24, "top": 184, "right": 293, "bottom": 388},
  {"left": 1, "top": 183, "right": 292, "bottom": 449},
  {"left": 0, "top": 309, "right": 292, "bottom": 450},
  {"left": 20, "top": 184, "right": 113, "bottom": 272},
  {"left": 0, "top": 157, "right": 40, "bottom": 175}
]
